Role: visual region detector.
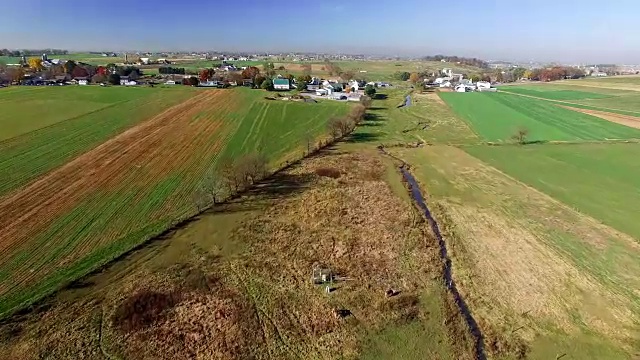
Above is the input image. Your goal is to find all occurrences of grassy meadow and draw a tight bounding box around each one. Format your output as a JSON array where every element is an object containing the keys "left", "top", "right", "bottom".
[
  {"left": 465, "top": 143, "right": 640, "bottom": 240},
  {"left": 440, "top": 91, "right": 640, "bottom": 142},
  {"left": 0, "top": 86, "right": 349, "bottom": 318}
]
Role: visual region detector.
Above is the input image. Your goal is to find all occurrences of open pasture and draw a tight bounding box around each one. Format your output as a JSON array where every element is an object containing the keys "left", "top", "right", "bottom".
[
  {"left": 498, "top": 85, "right": 620, "bottom": 100},
  {"left": 0, "top": 86, "right": 348, "bottom": 318},
  {"left": 556, "top": 76, "right": 640, "bottom": 92},
  {"left": 440, "top": 91, "right": 640, "bottom": 142},
  {"left": 465, "top": 143, "right": 640, "bottom": 240},
  {"left": 500, "top": 82, "right": 640, "bottom": 114},
  {"left": 578, "top": 75, "right": 640, "bottom": 85}
]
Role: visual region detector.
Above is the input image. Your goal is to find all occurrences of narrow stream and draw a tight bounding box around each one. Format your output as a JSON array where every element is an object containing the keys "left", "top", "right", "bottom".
[
  {"left": 399, "top": 166, "right": 485, "bottom": 360},
  {"left": 379, "top": 144, "right": 485, "bottom": 359}
]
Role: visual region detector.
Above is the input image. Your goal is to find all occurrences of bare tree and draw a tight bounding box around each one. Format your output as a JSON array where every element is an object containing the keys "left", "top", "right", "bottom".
[
  {"left": 328, "top": 117, "right": 356, "bottom": 140},
  {"left": 360, "top": 95, "right": 373, "bottom": 109},
  {"left": 328, "top": 118, "right": 343, "bottom": 140},
  {"left": 337, "top": 118, "right": 355, "bottom": 138},
  {"left": 237, "top": 152, "right": 269, "bottom": 186},
  {"left": 202, "top": 170, "right": 225, "bottom": 205},
  {"left": 512, "top": 127, "right": 529, "bottom": 145},
  {"left": 348, "top": 104, "right": 367, "bottom": 125},
  {"left": 191, "top": 186, "right": 209, "bottom": 213},
  {"left": 304, "top": 133, "right": 314, "bottom": 155},
  {"left": 219, "top": 157, "right": 241, "bottom": 194}
]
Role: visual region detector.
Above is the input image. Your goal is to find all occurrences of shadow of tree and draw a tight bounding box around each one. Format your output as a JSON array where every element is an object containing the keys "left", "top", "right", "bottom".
[{"left": 346, "top": 132, "right": 382, "bottom": 143}]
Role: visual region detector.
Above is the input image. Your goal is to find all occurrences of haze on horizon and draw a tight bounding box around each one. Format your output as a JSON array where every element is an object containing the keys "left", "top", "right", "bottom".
[{"left": 1, "top": 0, "right": 638, "bottom": 64}]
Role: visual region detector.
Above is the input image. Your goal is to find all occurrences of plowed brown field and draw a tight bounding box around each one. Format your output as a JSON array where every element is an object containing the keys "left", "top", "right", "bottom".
[{"left": 0, "top": 90, "right": 239, "bottom": 313}]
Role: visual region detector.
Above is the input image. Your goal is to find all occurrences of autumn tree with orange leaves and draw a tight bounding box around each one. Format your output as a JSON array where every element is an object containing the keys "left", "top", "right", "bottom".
[
  {"left": 241, "top": 66, "right": 260, "bottom": 81},
  {"left": 199, "top": 68, "right": 215, "bottom": 82}
]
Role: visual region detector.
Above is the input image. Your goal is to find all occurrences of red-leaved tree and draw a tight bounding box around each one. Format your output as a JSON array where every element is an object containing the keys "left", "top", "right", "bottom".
[
  {"left": 71, "top": 66, "right": 89, "bottom": 78},
  {"left": 199, "top": 69, "right": 214, "bottom": 82}
]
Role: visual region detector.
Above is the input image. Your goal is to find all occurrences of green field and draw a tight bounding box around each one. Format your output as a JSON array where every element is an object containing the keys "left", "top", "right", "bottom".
[
  {"left": 465, "top": 143, "right": 640, "bottom": 239},
  {"left": 0, "top": 53, "right": 122, "bottom": 66},
  {"left": 0, "top": 86, "right": 198, "bottom": 196},
  {"left": 0, "top": 86, "right": 348, "bottom": 318},
  {"left": 575, "top": 93, "right": 640, "bottom": 113},
  {"left": 346, "top": 89, "right": 478, "bottom": 145},
  {"left": 440, "top": 92, "right": 640, "bottom": 142},
  {"left": 579, "top": 76, "right": 640, "bottom": 85},
  {"left": 0, "top": 56, "right": 21, "bottom": 65},
  {"left": 498, "top": 86, "right": 615, "bottom": 100},
  {"left": 498, "top": 83, "right": 640, "bottom": 116}
]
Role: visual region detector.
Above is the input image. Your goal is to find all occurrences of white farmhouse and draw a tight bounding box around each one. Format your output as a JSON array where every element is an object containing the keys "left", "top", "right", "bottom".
[{"left": 476, "top": 81, "right": 491, "bottom": 90}]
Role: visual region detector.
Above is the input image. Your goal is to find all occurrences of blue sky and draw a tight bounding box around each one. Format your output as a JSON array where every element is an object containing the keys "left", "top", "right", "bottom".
[{"left": 1, "top": 0, "right": 638, "bottom": 63}]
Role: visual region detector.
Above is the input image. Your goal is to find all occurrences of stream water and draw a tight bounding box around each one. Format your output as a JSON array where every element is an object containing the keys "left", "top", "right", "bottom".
[{"left": 399, "top": 165, "right": 486, "bottom": 360}]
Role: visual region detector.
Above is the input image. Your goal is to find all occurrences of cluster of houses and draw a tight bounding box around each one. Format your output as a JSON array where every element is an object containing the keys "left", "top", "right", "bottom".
[
  {"left": 190, "top": 75, "right": 374, "bottom": 101},
  {"left": 306, "top": 77, "right": 375, "bottom": 101},
  {"left": 427, "top": 67, "right": 496, "bottom": 93}
]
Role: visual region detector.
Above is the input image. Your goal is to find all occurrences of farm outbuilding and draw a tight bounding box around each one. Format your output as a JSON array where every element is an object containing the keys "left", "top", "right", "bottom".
[
  {"left": 273, "top": 78, "right": 290, "bottom": 90},
  {"left": 476, "top": 81, "right": 491, "bottom": 90}
]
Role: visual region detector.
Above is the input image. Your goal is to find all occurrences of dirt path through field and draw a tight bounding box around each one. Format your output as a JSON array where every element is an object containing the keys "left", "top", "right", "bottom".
[
  {"left": 0, "top": 91, "right": 229, "bottom": 282},
  {"left": 559, "top": 106, "right": 640, "bottom": 129}
]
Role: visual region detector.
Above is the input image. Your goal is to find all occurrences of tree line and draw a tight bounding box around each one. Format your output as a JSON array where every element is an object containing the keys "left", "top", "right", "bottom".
[
  {"left": 422, "top": 55, "right": 488, "bottom": 69},
  {"left": 0, "top": 59, "right": 146, "bottom": 85},
  {"left": 393, "top": 65, "right": 588, "bottom": 85},
  {"left": 0, "top": 49, "right": 69, "bottom": 57}
]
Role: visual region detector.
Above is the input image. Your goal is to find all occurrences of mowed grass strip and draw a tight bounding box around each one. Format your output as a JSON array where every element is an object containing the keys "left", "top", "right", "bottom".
[
  {"left": 0, "top": 86, "right": 197, "bottom": 197},
  {"left": 440, "top": 92, "right": 640, "bottom": 141},
  {"left": 0, "top": 88, "right": 349, "bottom": 318},
  {"left": 465, "top": 143, "right": 640, "bottom": 240}
]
